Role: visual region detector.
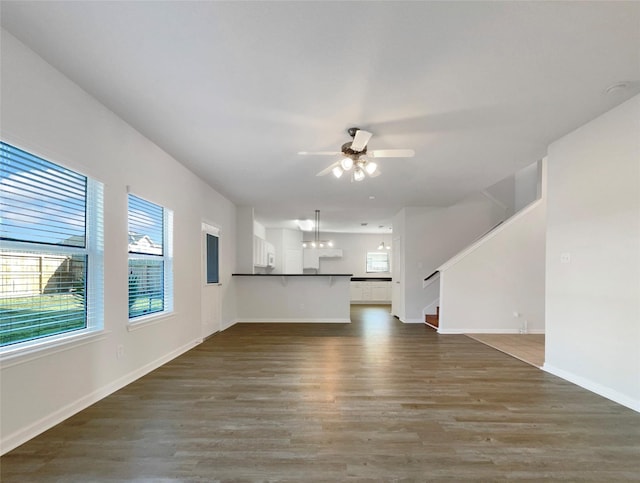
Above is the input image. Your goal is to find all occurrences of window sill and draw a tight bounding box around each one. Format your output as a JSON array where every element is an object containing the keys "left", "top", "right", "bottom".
[
  {"left": 127, "top": 311, "right": 175, "bottom": 331},
  {"left": 0, "top": 329, "right": 109, "bottom": 369}
]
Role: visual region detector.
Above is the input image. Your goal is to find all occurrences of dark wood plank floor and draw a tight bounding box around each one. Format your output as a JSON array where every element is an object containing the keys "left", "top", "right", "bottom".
[{"left": 2, "top": 305, "right": 639, "bottom": 481}]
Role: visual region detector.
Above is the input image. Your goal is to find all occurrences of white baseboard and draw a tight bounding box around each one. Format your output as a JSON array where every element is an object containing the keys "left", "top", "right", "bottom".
[
  {"left": 1, "top": 338, "right": 201, "bottom": 455},
  {"left": 236, "top": 318, "right": 350, "bottom": 323},
  {"left": 438, "top": 328, "right": 545, "bottom": 334},
  {"left": 402, "top": 318, "right": 425, "bottom": 324},
  {"left": 350, "top": 301, "right": 391, "bottom": 305},
  {"left": 220, "top": 318, "right": 237, "bottom": 331},
  {"left": 543, "top": 363, "right": 640, "bottom": 413}
]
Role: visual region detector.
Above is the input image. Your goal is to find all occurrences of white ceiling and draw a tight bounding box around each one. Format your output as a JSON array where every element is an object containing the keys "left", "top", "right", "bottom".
[{"left": 1, "top": 1, "right": 639, "bottom": 233}]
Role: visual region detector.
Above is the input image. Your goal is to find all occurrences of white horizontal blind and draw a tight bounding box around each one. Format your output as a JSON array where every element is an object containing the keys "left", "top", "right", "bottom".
[
  {"left": 0, "top": 143, "right": 86, "bottom": 247},
  {"left": 128, "top": 194, "right": 166, "bottom": 319},
  {"left": 366, "top": 252, "right": 389, "bottom": 273},
  {"left": 0, "top": 142, "right": 103, "bottom": 348}
]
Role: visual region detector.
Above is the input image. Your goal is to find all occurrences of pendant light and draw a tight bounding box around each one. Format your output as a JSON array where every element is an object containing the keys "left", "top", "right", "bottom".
[{"left": 302, "top": 210, "right": 333, "bottom": 248}]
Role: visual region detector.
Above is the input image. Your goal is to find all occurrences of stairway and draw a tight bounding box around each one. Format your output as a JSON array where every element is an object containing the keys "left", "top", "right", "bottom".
[{"left": 425, "top": 306, "right": 439, "bottom": 329}]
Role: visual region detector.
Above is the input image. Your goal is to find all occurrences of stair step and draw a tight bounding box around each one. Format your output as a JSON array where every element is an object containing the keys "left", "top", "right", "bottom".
[{"left": 425, "top": 306, "right": 439, "bottom": 328}]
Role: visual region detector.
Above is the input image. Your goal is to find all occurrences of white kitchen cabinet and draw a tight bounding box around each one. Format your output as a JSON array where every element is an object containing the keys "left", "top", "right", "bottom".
[
  {"left": 350, "top": 282, "right": 362, "bottom": 300},
  {"left": 371, "top": 282, "right": 392, "bottom": 300},
  {"left": 319, "top": 248, "right": 343, "bottom": 258},
  {"left": 350, "top": 280, "right": 392, "bottom": 303},
  {"left": 254, "top": 236, "right": 275, "bottom": 267},
  {"left": 303, "top": 248, "right": 319, "bottom": 269},
  {"left": 303, "top": 247, "right": 342, "bottom": 269}
]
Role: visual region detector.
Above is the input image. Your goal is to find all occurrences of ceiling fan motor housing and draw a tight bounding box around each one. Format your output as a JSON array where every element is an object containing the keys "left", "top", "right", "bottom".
[
  {"left": 347, "top": 127, "right": 360, "bottom": 138},
  {"left": 341, "top": 141, "right": 367, "bottom": 157}
]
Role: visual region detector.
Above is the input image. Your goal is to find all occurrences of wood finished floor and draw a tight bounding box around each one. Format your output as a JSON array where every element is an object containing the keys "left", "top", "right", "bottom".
[
  {"left": 465, "top": 334, "right": 545, "bottom": 368},
  {"left": 2, "top": 305, "right": 639, "bottom": 482}
]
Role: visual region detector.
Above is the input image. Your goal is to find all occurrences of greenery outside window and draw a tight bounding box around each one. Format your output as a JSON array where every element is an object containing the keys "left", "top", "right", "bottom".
[
  {"left": 127, "top": 194, "right": 173, "bottom": 320},
  {"left": 0, "top": 142, "right": 103, "bottom": 349}
]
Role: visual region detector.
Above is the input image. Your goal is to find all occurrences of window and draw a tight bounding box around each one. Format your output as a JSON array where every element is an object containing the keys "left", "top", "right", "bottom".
[
  {"left": 0, "top": 142, "right": 103, "bottom": 349},
  {"left": 366, "top": 251, "right": 390, "bottom": 273},
  {"left": 206, "top": 233, "right": 219, "bottom": 284},
  {"left": 128, "top": 194, "right": 172, "bottom": 320}
]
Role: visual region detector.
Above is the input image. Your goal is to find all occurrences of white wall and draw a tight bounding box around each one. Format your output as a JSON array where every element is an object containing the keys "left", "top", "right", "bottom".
[
  {"left": 314, "top": 233, "right": 393, "bottom": 277},
  {"left": 234, "top": 276, "right": 350, "bottom": 322},
  {"left": 545, "top": 94, "right": 640, "bottom": 412},
  {"left": 438, "top": 198, "right": 546, "bottom": 334},
  {"left": 235, "top": 206, "right": 254, "bottom": 274},
  {"left": 396, "top": 192, "right": 505, "bottom": 323},
  {"left": 0, "top": 30, "right": 238, "bottom": 452},
  {"left": 514, "top": 161, "right": 541, "bottom": 212},
  {"left": 265, "top": 228, "right": 303, "bottom": 274}
]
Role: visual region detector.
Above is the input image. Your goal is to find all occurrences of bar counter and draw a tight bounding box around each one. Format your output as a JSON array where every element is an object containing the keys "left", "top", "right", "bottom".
[{"left": 232, "top": 273, "right": 353, "bottom": 323}]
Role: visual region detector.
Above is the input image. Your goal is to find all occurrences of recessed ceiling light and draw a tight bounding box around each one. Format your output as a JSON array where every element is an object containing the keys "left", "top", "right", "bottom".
[{"left": 369, "top": 196, "right": 375, "bottom": 200}]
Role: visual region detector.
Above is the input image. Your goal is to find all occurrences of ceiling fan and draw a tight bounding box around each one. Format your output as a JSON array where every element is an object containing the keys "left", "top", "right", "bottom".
[{"left": 299, "top": 127, "right": 415, "bottom": 181}]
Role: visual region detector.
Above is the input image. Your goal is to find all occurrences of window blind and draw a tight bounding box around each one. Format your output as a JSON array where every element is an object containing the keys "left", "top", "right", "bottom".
[
  {"left": 0, "top": 143, "right": 86, "bottom": 247},
  {"left": 0, "top": 142, "right": 98, "bottom": 348},
  {"left": 366, "top": 252, "right": 390, "bottom": 273},
  {"left": 128, "top": 194, "right": 166, "bottom": 319}
]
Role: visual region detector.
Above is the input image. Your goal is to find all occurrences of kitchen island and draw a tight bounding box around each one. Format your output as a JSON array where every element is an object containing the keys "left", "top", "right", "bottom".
[{"left": 232, "top": 273, "right": 353, "bottom": 323}]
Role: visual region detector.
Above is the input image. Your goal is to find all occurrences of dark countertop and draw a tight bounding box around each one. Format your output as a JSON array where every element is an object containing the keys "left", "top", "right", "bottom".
[
  {"left": 350, "top": 277, "right": 392, "bottom": 281},
  {"left": 233, "top": 273, "right": 353, "bottom": 277}
]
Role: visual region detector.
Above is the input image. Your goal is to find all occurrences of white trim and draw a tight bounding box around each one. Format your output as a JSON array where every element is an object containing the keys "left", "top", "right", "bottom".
[
  {"left": 543, "top": 363, "right": 640, "bottom": 413},
  {"left": 236, "top": 318, "right": 350, "bottom": 323},
  {"left": 220, "top": 319, "right": 237, "bottom": 331},
  {"left": 402, "top": 318, "right": 424, "bottom": 324},
  {"left": 0, "top": 338, "right": 202, "bottom": 455},
  {"left": 350, "top": 300, "right": 391, "bottom": 305},
  {"left": 127, "top": 311, "right": 176, "bottom": 331},
  {"left": 0, "top": 329, "right": 109, "bottom": 368},
  {"left": 438, "top": 328, "right": 546, "bottom": 335},
  {"left": 438, "top": 198, "right": 544, "bottom": 272},
  {"left": 201, "top": 222, "right": 220, "bottom": 236}
]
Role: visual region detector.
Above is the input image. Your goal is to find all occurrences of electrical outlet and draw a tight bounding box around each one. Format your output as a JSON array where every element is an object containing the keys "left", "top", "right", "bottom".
[
  {"left": 116, "top": 344, "right": 124, "bottom": 359},
  {"left": 560, "top": 252, "right": 571, "bottom": 264}
]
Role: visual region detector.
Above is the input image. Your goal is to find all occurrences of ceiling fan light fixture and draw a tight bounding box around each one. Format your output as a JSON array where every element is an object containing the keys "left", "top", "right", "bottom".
[
  {"left": 341, "top": 157, "right": 354, "bottom": 171},
  {"left": 365, "top": 161, "right": 377, "bottom": 175},
  {"left": 353, "top": 168, "right": 365, "bottom": 182},
  {"left": 332, "top": 166, "right": 343, "bottom": 178}
]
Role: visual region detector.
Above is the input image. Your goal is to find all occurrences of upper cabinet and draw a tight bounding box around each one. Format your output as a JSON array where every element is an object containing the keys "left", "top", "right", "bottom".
[
  {"left": 302, "top": 247, "right": 343, "bottom": 269},
  {"left": 254, "top": 236, "right": 275, "bottom": 267}
]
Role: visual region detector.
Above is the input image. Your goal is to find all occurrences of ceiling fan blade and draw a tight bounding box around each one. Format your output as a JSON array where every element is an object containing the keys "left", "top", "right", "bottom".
[
  {"left": 369, "top": 169, "right": 382, "bottom": 178},
  {"left": 298, "top": 151, "right": 341, "bottom": 156},
  {"left": 350, "top": 130, "right": 373, "bottom": 152},
  {"left": 316, "top": 161, "right": 340, "bottom": 177},
  {"left": 370, "top": 149, "right": 415, "bottom": 158}
]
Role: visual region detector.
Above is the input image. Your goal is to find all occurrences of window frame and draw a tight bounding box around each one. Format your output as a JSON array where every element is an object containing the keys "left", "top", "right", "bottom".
[
  {"left": 0, "top": 141, "right": 104, "bottom": 356},
  {"left": 366, "top": 251, "right": 390, "bottom": 273},
  {"left": 202, "top": 223, "right": 220, "bottom": 286},
  {"left": 127, "top": 193, "right": 173, "bottom": 324}
]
